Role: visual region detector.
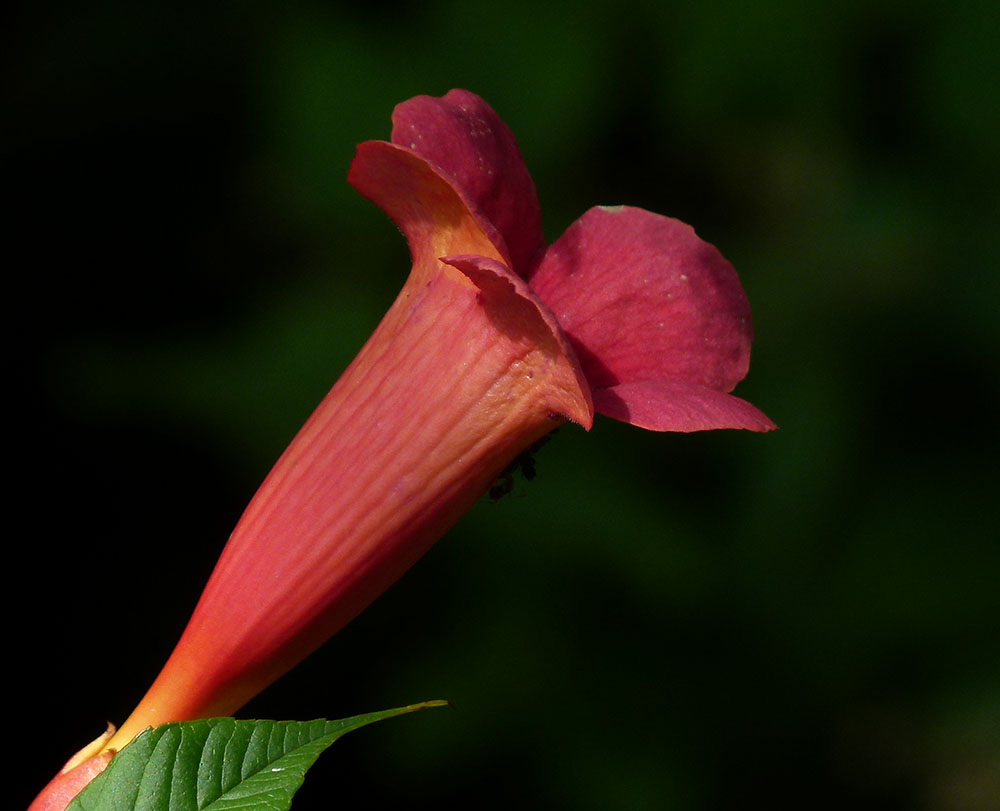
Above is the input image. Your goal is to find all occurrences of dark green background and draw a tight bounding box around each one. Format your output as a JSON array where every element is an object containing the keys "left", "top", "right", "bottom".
[{"left": 9, "top": 1, "right": 999, "bottom": 808}]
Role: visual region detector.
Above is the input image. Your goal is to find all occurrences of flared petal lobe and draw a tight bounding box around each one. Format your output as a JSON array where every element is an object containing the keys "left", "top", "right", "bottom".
[
  {"left": 348, "top": 140, "right": 504, "bottom": 269},
  {"left": 594, "top": 381, "right": 777, "bottom": 433},
  {"left": 529, "top": 205, "right": 775, "bottom": 432},
  {"left": 390, "top": 89, "right": 545, "bottom": 274},
  {"left": 441, "top": 252, "right": 591, "bottom": 422}
]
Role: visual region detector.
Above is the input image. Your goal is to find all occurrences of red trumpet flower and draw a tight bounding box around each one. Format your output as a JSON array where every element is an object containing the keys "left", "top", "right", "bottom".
[{"left": 30, "top": 89, "right": 773, "bottom": 811}]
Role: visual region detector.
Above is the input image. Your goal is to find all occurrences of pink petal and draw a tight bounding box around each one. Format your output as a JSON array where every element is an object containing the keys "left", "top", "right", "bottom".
[
  {"left": 391, "top": 89, "right": 545, "bottom": 275},
  {"left": 441, "top": 253, "right": 593, "bottom": 429},
  {"left": 348, "top": 140, "right": 505, "bottom": 266},
  {"left": 529, "top": 205, "right": 755, "bottom": 395},
  {"left": 594, "top": 380, "right": 776, "bottom": 433}
]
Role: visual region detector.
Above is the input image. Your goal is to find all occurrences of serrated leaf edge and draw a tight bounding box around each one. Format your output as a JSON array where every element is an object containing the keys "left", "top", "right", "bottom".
[{"left": 65, "top": 702, "right": 447, "bottom": 811}]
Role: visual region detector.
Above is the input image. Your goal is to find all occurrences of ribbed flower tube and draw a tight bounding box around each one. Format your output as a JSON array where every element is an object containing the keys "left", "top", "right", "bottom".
[{"left": 102, "top": 143, "right": 592, "bottom": 752}]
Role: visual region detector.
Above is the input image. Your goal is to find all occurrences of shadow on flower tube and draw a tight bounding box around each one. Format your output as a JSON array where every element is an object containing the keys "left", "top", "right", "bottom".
[{"left": 29, "top": 89, "right": 774, "bottom": 811}]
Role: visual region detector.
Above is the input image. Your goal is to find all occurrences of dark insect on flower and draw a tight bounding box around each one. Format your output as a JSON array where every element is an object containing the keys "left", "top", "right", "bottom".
[
  {"left": 489, "top": 434, "right": 552, "bottom": 500},
  {"left": 488, "top": 471, "right": 515, "bottom": 501}
]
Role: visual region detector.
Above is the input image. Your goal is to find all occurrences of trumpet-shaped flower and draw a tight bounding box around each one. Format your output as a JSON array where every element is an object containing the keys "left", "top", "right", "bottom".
[{"left": 29, "top": 89, "right": 773, "bottom": 811}]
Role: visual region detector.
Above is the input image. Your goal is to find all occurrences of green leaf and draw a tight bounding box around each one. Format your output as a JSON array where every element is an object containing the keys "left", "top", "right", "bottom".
[{"left": 65, "top": 702, "right": 447, "bottom": 811}]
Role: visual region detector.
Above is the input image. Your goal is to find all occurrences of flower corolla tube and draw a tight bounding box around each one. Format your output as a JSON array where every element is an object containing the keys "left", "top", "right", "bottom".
[{"left": 29, "top": 89, "right": 774, "bottom": 811}]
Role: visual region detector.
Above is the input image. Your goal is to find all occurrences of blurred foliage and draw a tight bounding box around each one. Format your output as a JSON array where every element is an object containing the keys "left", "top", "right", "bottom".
[{"left": 7, "top": 0, "right": 999, "bottom": 809}]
